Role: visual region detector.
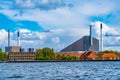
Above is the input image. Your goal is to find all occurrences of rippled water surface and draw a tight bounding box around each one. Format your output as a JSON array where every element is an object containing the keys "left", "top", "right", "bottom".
[{"left": 0, "top": 61, "right": 120, "bottom": 80}]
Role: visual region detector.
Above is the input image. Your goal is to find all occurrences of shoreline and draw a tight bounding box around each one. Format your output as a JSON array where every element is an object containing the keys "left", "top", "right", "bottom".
[{"left": 1, "top": 60, "right": 120, "bottom": 63}]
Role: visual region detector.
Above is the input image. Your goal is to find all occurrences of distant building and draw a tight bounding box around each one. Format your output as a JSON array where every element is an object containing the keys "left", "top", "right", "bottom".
[
  {"left": 9, "top": 52, "right": 35, "bottom": 61},
  {"left": 80, "top": 51, "right": 99, "bottom": 60},
  {"left": 5, "top": 46, "right": 36, "bottom": 61},
  {"left": 61, "top": 36, "right": 99, "bottom": 52},
  {"left": 5, "top": 46, "right": 21, "bottom": 53},
  {"left": 101, "top": 53, "right": 119, "bottom": 60},
  {"left": 28, "top": 48, "right": 34, "bottom": 52},
  {"left": 20, "top": 48, "right": 25, "bottom": 52}
]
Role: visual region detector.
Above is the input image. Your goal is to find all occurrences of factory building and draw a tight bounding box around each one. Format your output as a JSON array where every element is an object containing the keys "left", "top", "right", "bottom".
[
  {"left": 5, "top": 30, "right": 21, "bottom": 53},
  {"left": 5, "top": 46, "right": 21, "bottom": 53},
  {"left": 5, "top": 23, "right": 103, "bottom": 61},
  {"left": 60, "top": 23, "right": 103, "bottom": 52},
  {"left": 9, "top": 52, "right": 35, "bottom": 61},
  {"left": 5, "top": 30, "right": 36, "bottom": 61},
  {"left": 61, "top": 36, "right": 99, "bottom": 52}
]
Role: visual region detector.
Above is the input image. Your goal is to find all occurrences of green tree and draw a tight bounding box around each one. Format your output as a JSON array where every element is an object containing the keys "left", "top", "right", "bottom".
[
  {"left": 0, "top": 48, "right": 2, "bottom": 52},
  {"left": 35, "top": 47, "right": 55, "bottom": 60},
  {"left": 36, "top": 49, "right": 44, "bottom": 60},
  {"left": 60, "top": 55, "right": 78, "bottom": 60},
  {"left": 71, "top": 56, "right": 78, "bottom": 60},
  {"left": 0, "top": 48, "right": 8, "bottom": 61},
  {"left": 42, "top": 47, "right": 54, "bottom": 59}
]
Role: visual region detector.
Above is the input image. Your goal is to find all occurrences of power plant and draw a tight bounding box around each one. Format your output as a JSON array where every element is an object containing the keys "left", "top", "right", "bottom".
[
  {"left": 5, "top": 23, "right": 103, "bottom": 53},
  {"left": 4, "top": 23, "right": 105, "bottom": 62},
  {"left": 5, "top": 30, "right": 34, "bottom": 53},
  {"left": 61, "top": 23, "right": 103, "bottom": 52},
  {"left": 90, "top": 23, "right": 103, "bottom": 52}
]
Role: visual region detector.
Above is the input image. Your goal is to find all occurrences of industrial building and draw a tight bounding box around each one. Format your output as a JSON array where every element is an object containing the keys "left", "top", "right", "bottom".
[
  {"left": 5, "top": 46, "right": 21, "bottom": 53},
  {"left": 5, "top": 30, "right": 21, "bottom": 53},
  {"left": 5, "top": 30, "right": 36, "bottom": 61},
  {"left": 60, "top": 23, "right": 104, "bottom": 52},
  {"left": 5, "top": 23, "right": 104, "bottom": 61},
  {"left": 9, "top": 52, "right": 35, "bottom": 61},
  {"left": 61, "top": 36, "right": 99, "bottom": 52}
]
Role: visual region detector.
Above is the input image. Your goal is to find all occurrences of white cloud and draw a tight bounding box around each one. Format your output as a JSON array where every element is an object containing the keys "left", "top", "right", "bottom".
[
  {"left": 104, "top": 46, "right": 120, "bottom": 52},
  {"left": 0, "top": 0, "right": 120, "bottom": 51},
  {"left": 8, "top": 8, "right": 87, "bottom": 29},
  {"left": 92, "top": 21, "right": 119, "bottom": 36},
  {"left": 0, "top": 29, "right": 7, "bottom": 42},
  {"left": 0, "top": 0, "right": 116, "bottom": 31},
  {"left": 76, "top": 2, "right": 114, "bottom": 16},
  {"left": 0, "top": 0, "right": 13, "bottom": 9},
  {"left": 14, "top": 0, "right": 65, "bottom": 10},
  {"left": 0, "top": 27, "right": 89, "bottom": 51},
  {"left": 51, "top": 37, "right": 60, "bottom": 44},
  {"left": 0, "top": 22, "right": 120, "bottom": 51},
  {"left": 15, "top": 0, "right": 35, "bottom": 9},
  {"left": 0, "top": 29, "right": 9, "bottom": 50},
  {"left": 19, "top": 28, "right": 31, "bottom": 33},
  {"left": 18, "top": 29, "right": 48, "bottom": 40},
  {"left": 91, "top": 21, "right": 120, "bottom": 51}
]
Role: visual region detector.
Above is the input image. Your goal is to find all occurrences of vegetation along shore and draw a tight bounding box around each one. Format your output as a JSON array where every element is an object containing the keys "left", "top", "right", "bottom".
[{"left": 1, "top": 47, "right": 120, "bottom": 62}]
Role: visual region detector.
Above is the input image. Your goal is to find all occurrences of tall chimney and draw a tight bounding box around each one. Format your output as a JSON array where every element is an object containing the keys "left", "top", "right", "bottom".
[
  {"left": 90, "top": 24, "right": 92, "bottom": 46},
  {"left": 17, "top": 31, "right": 20, "bottom": 46},
  {"left": 100, "top": 23, "right": 103, "bottom": 51},
  {"left": 8, "top": 29, "right": 10, "bottom": 47}
]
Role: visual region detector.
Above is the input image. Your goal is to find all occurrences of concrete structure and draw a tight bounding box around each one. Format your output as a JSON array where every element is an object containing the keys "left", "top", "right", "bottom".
[
  {"left": 61, "top": 36, "right": 99, "bottom": 52},
  {"left": 9, "top": 52, "right": 35, "bottom": 61},
  {"left": 5, "top": 46, "right": 21, "bottom": 53}
]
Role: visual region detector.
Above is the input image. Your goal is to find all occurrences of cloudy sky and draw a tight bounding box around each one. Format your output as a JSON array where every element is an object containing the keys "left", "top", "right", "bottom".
[{"left": 0, "top": 0, "right": 120, "bottom": 51}]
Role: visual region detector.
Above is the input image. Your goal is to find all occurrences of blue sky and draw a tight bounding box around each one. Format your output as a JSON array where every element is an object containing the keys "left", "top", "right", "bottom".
[{"left": 0, "top": 0, "right": 120, "bottom": 51}]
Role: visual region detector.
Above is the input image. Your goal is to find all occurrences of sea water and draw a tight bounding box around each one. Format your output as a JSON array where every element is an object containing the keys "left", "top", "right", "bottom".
[{"left": 0, "top": 61, "right": 120, "bottom": 80}]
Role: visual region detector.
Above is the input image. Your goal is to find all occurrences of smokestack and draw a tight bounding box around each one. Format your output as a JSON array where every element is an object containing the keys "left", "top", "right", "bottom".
[
  {"left": 8, "top": 29, "right": 10, "bottom": 47},
  {"left": 90, "top": 24, "right": 92, "bottom": 46},
  {"left": 100, "top": 23, "right": 103, "bottom": 51},
  {"left": 17, "top": 30, "right": 20, "bottom": 46}
]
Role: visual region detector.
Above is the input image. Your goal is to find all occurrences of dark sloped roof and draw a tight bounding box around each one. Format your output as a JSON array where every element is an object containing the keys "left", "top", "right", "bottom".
[
  {"left": 61, "top": 37, "right": 83, "bottom": 52},
  {"left": 61, "top": 36, "right": 99, "bottom": 52}
]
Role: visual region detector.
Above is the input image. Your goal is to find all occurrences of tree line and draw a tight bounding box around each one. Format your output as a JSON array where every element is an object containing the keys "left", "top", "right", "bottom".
[
  {"left": 1, "top": 47, "right": 120, "bottom": 61},
  {"left": 35, "top": 47, "right": 78, "bottom": 60},
  {"left": 35, "top": 47, "right": 55, "bottom": 60},
  {"left": 0, "top": 48, "right": 8, "bottom": 61}
]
